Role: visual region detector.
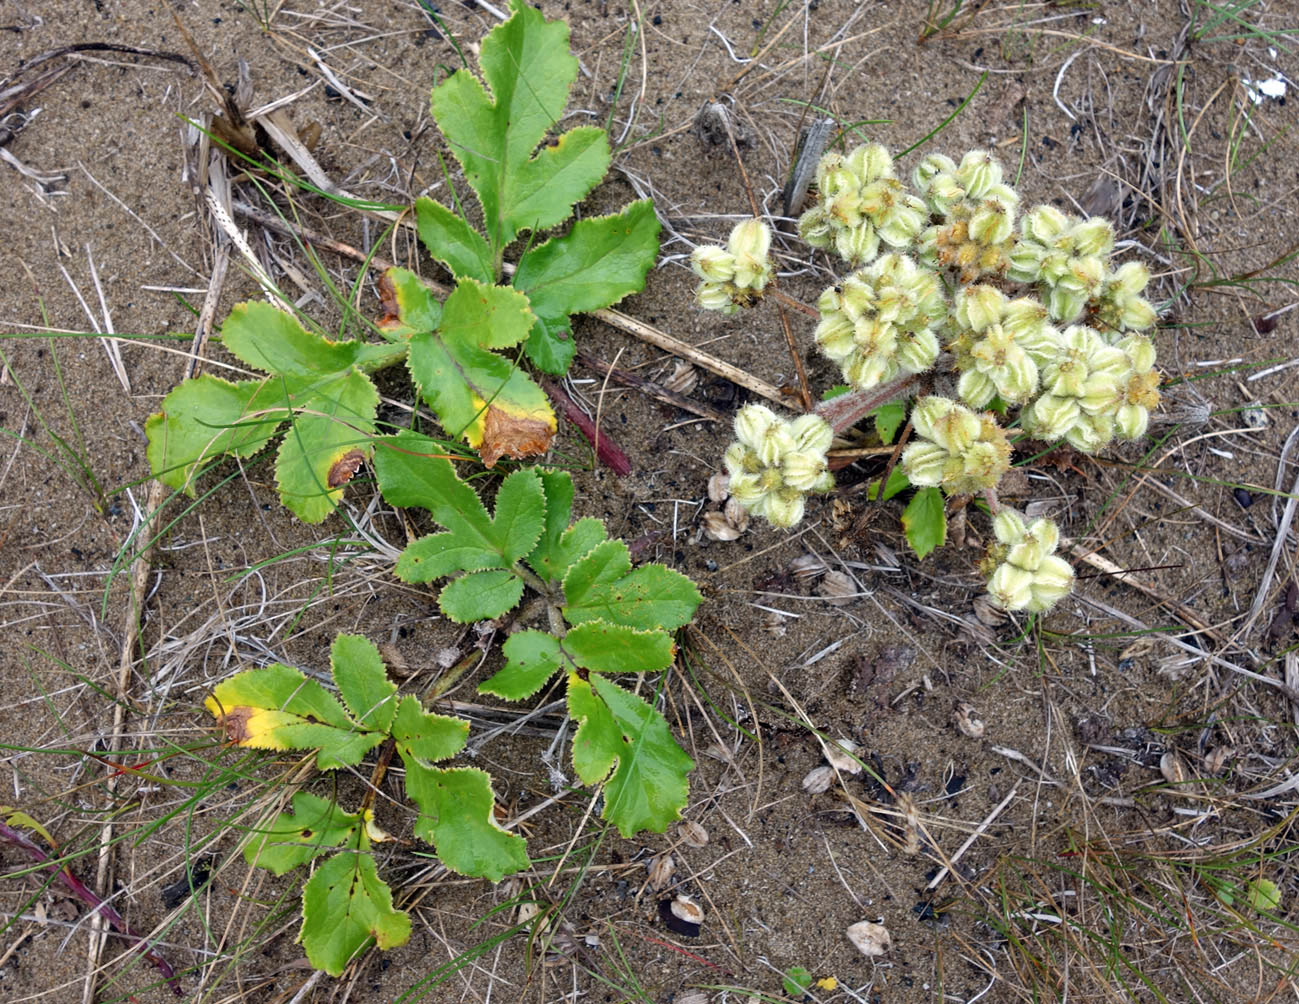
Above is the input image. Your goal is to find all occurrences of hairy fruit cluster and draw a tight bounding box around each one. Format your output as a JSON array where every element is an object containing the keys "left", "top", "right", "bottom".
[
  {"left": 981, "top": 511, "right": 1075, "bottom": 613},
  {"left": 691, "top": 219, "right": 774, "bottom": 314},
  {"left": 814, "top": 254, "right": 945, "bottom": 390},
  {"left": 797, "top": 143, "right": 928, "bottom": 267},
  {"left": 901, "top": 396, "right": 1012, "bottom": 496},
  {"left": 723, "top": 405, "right": 835, "bottom": 528}
]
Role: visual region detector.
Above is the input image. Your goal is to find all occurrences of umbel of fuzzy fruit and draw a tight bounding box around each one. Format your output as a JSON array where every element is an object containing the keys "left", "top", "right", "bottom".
[
  {"left": 813, "top": 254, "right": 945, "bottom": 390},
  {"left": 948, "top": 284, "right": 1059, "bottom": 407},
  {"left": 901, "top": 396, "right": 1012, "bottom": 496},
  {"left": 981, "top": 510, "right": 1075, "bottom": 613},
  {"left": 691, "top": 219, "right": 774, "bottom": 314},
  {"left": 723, "top": 405, "right": 834, "bottom": 528},
  {"left": 797, "top": 143, "right": 928, "bottom": 268},
  {"left": 913, "top": 150, "right": 1020, "bottom": 283}
]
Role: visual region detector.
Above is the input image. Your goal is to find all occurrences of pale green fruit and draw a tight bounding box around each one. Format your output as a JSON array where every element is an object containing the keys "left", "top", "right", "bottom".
[
  {"left": 956, "top": 150, "right": 1002, "bottom": 198},
  {"left": 696, "top": 282, "right": 735, "bottom": 313},
  {"left": 957, "top": 285, "right": 1004, "bottom": 332},
  {"left": 782, "top": 451, "right": 829, "bottom": 492},
  {"left": 691, "top": 245, "right": 735, "bottom": 282},
  {"left": 734, "top": 404, "right": 781, "bottom": 455},
  {"left": 957, "top": 369, "right": 997, "bottom": 408},
  {"left": 798, "top": 206, "right": 832, "bottom": 248},
  {"left": 1027, "top": 555, "right": 1075, "bottom": 612},
  {"left": 844, "top": 142, "right": 894, "bottom": 183},
  {"left": 788, "top": 414, "right": 834, "bottom": 455},
  {"left": 761, "top": 489, "right": 807, "bottom": 529},
  {"left": 1116, "top": 402, "right": 1149, "bottom": 440},
  {"left": 1073, "top": 217, "right": 1115, "bottom": 258},
  {"left": 814, "top": 313, "right": 856, "bottom": 362},
  {"left": 901, "top": 442, "right": 949, "bottom": 487},
  {"left": 988, "top": 563, "right": 1035, "bottom": 611},
  {"left": 835, "top": 224, "right": 880, "bottom": 267},
  {"left": 897, "top": 328, "right": 940, "bottom": 374},
  {"left": 992, "top": 510, "right": 1028, "bottom": 545},
  {"left": 1026, "top": 393, "right": 1081, "bottom": 441}
]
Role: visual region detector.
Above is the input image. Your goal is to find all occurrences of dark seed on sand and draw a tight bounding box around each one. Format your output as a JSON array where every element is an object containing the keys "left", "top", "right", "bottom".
[{"left": 1233, "top": 487, "right": 1254, "bottom": 508}]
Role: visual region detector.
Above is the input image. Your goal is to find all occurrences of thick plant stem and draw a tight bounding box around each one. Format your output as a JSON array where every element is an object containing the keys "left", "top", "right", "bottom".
[{"left": 813, "top": 375, "right": 917, "bottom": 434}]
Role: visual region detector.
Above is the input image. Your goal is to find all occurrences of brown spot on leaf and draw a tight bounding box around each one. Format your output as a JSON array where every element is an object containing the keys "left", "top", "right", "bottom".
[
  {"left": 327, "top": 449, "right": 366, "bottom": 488},
  {"left": 377, "top": 272, "right": 402, "bottom": 330},
  {"left": 479, "top": 407, "right": 554, "bottom": 467},
  {"left": 217, "top": 706, "right": 255, "bottom": 745}
]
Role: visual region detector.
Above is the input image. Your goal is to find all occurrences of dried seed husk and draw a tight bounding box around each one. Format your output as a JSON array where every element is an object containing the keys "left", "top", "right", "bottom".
[
  {"left": 661, "top": 894, "right": 704, "bottom": 936},
  {"left": 1160, "top": 750, "right": 1189, "bottom": 786},
  {"left": 703, "top": 511, "right": 742, "bottom": 541},
  {"left": 708, "top": 472, "right": 730, "bottom": 503},
  {"left": 763, "top": 609, "right": 788, "bottom": 637},
  {"left": 802, "top": 765, "right": 834, "bottom": 794},
  {"left": 678, "top": 820, "right": 709, "bottom": 848},
  {"left": 972, "top": 594, "right": 1007, "bottom": 627},
  {"left": 818, "top": 569, "right": 858, "bottom": 605},
  {"left": 953, "top": 702, "right": 986, "bottom": 739},
  {"left": 790, "top": 553, "right": 827, "bottom": 579},
  {"left": 846, "top": 920, "right": 891, "bottom": 957},
  {"left": 824, "top": 738, "right": 863, "bottom": 774},
  {"left": 1204, "top": 745, "right": 1233, "bottom": 775},
  {"left": 647, "top": 853, "right": 676, "bottom": 891},
  {"left": 664, "top": 361, "right": 700, "bottom": 395},
  {"left": 724, "top": 497, "right": 750, "bottom": 533}
]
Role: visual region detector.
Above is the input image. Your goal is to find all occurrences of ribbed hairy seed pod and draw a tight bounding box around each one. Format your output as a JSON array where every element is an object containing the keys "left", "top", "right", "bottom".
[
  {"left": 799, "top": 143, "right": 927, "bottom": 268},
  {"left": 901, "top": 395, "right": 1012, "bottom": 496},
  {"left": 690, "top": 219, "right": 774, "bottom": 314}
]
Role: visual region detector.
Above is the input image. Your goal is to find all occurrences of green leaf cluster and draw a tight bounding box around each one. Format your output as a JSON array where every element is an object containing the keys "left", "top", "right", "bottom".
[
  {"left": 211, "top": 633, "right": 527, "bottom": 975},
  {"left": 376, "top": 430, "right": 702, "bottom": 836},
  {"left": 418, "top": 0, "right": 659, "bottom": 374},
  {"left": 146, "top": 0, "right": 658, "bottom": 520}
]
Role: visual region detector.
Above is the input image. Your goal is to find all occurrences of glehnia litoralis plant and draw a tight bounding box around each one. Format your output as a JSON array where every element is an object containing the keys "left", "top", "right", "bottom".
[{"left": 696, "top": 144, "right": 1162, "bottom": 615}]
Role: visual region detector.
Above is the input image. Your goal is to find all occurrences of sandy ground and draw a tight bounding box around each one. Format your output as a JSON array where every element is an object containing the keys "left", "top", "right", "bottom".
[{"left": 2, "top": 1, "right": 1298, "bottom": 1002}]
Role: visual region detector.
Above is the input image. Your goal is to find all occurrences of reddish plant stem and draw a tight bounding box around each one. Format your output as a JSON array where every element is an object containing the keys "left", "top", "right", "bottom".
[
  {"left": 0, "top": 822, "right": 181, "bottom": 995},
  {"left": 542, "top": 379, "right": 633, "bottom": 476},
  {"left": 813, "top": 375, "right": 917, "bottom": 434},
  {"left": 765, "top": 286, "right": 820, "bottom": 319}
]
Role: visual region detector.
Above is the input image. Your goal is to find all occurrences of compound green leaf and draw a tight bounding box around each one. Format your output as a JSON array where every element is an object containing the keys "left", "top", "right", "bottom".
[
  {"left": 395, "top": 532, "right": 501, "bottom": 582},
  {"left": 438, "top": 568, "right": 525, "bottom": 622},
  {"left": 204, "top": 664, "right": 385, "bottom": 770},
  {"left": 902, "top": 485, "right": 946, "bottom": 560},
  {"left": 871, "top": 401, "right": 907, "bottom": 445},
  {"left": 562, "top": 539, "right": 702, "bottom": 632},
  {"left": 564, "top": 621, "right": 674, "bottom": 674},
  {"left": 301, "top": 841, "right": 411, "bottom": 976},
  {"left": 402, "top": 760, "right": 528, "bottom": 880},
  {"left": 330, "top": 634, "right": 398, "bottom": 733},
  {"left": 374, "top": 431, "right": 493, "bottom": 539},
  {"left": 514, "top": 201, "right": 661, "bottom": 374},
  {"left": 430, "top": 0, "right": 610, "bottom": 254},
  {"left": 401, "top": 274, "right": 555, "bottom": 466},
  {"left": 491, "top": 470, "right": 547, "bottom": 563},
  {"left": 147, "top": 303, "right": 401, "bottom": 522},
  {"left": 526, "top": 470, "right": 609, "bottom": 581},
  {"left": 478, "top": 630, "right": 563, "bottom": 700},
  {"left": 146, "top": 374, "right": 293, "bottom": 493},
  {"left": 272, "top": 369, "right": 380, "bottom": 524},
  {"left": 415, "top": 195, "right": 494, "bottom": 284},
  {"left": 391, "top": 696, "right": 468, "bottom": 763},
  {"left": 568, "top": 672, "right": 693, "bottom": 836},
  {"left": 374, "top": 266, "right": 443, "bottom": 338},
  {"left": 220, "top": 301, "right": 402, "bottom": 377},
  {"left": 244, "top": 792, "right": 360, "bottom": 876}
]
